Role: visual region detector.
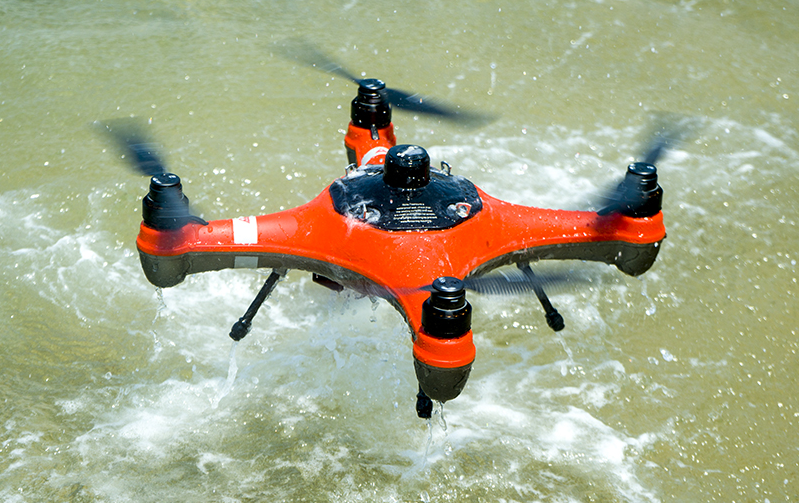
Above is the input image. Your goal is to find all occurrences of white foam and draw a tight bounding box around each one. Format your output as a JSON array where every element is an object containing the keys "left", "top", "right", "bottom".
[
  {"left": 753, "top": 128, "right": 786, "bottom": 149},
  {"left": 56, "top": 399, "right": 84, "bottom": 415},
  {"left": 75, "top": 376, "right": 235, "bottom": 460},
  {"left": 196, "top": 452, "right": 236, "bottom": 475}
]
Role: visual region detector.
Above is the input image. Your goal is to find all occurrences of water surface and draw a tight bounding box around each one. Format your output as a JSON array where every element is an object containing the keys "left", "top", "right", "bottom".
[{"left": 1, "top": 1, "right": 797, "bottom": 501}]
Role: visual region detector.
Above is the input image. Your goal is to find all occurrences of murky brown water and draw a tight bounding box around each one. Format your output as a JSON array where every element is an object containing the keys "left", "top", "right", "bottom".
[{"left": 2, "top": 1, "right": 797, "bottom": 501}]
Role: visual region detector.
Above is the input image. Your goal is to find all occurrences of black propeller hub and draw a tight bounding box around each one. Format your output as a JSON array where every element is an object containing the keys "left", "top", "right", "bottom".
[
  {"left": 142, "top": 173, "right": 194, "bottom": 230},
  {"left": 627, "top": 162, "right": 658, "bottom": 190},
  {"left": 358, "top": 78, "right": 386, "bottom": 95},
  {"left": 148, "top": 172, "right": 181, "bottom": 196},
  {"left": 421, "top": 276, "right": 472, "bottom": 338},
  {"left": 621, "top": 162, "right": 663, "bottom": 218},
  {"left": 351, "top": 78, "right": 391, "bottom": 129}
]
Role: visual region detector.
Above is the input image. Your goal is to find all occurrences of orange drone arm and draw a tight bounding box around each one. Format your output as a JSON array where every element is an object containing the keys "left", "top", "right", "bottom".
[{"left": 344, "top": 122, "right": 396, "bottom": 166}]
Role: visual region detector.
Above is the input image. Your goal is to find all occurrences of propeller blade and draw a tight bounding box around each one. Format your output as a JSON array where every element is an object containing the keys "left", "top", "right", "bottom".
[
  {"left": 97, "top": 118, "right": 167, "bottom": 177},
  {"left": 639, "top": 112, "right": 697, "bottom": 166},
  {"left": 97, "top": 118, "right": 208, "bottom": 227},
  {"left": 641, "top": 134, "right": 669, "bottom": 166},
  {"left": 595, "top": 176, "right": 648, "bottom": 217},
  {"left": 594, "top": 113, "right": 698, "bottom": 216},
  {"left": 382, "top": 87, "right": 490, "bottom": 125},
  {"left": 461, "top": 269, "right": 581, "bottom": 296},
  {"left": 361, "top": 268, "right": 583, "bottom": 300},
  {"left": 275, "top": 38, "right": 493, "bottom": 126},
  {"left": 274, "top": 37, "right": 361, "bottom": 84}
]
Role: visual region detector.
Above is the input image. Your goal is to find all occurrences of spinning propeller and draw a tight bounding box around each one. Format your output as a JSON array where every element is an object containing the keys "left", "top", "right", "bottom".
[
  {"left": 433, "top": 268, "right": 579, "bottom": 332},
  {"left": 418, "top": 268, "right": 580, "bottom": 297},
  {"left": 275, "top": 38, "right": 492, "bottom": 126},
  {"left": 98, "top": 119, "right": 208, "bottom": 229},
  {"left": 596, "top": 114, "right": 695, "bottom": 217},
  {"left": 356, "top": 267, "right": 582, "bottom": 333}
]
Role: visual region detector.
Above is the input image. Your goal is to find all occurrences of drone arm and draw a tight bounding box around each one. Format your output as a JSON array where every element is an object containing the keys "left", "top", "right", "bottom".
[
  {"left": 465, "top": 191, "right": 666, "bottom": 278},
  {"left": 344, "top": 122, "right": 396, "bottom": 166},
  {"left": 136, "top": 190, "right": 431, "bottom": 291},
  {"left": 136, "top": 193, "right": 348, "bottom": 288},
  {"left": 135, "top": 188, "right": 665, "bottom": 307}
]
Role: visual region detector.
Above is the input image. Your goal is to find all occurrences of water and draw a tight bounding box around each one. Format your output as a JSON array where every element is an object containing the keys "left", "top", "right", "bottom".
[
  {"left": 210, "top": 341, "right": 239, "bottom": 409},
  {"left": 2, "top": 0, "right": 798, "bottom": 501}
]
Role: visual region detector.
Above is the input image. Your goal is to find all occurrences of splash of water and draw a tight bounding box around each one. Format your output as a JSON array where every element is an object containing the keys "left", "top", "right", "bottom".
[
  {"left": 150, "top": 287, "right": 167, "bottom": 361},
  {"left": 436, "top": 400, "right": 448, "bottom": 432},
  {"left": 422, "top": 400, "right": 450, "bottom": 470},
  {"left": 640, "top": 277, "right": 657, "bottom": 316},
  {"left": 369, "top": 296, "right": 379, "bottom": 323},
  {"left": 211, "top": 340, "right": 239, "bottom": 409},
  {"left": 557, "top": 334, "right": 575, "bottom": 376},
  {"left": 423, "top": 417, "right": 434, "bottom": 466},
  {"left": 154, "top": 287, "right": 166, "bottom": 315}
]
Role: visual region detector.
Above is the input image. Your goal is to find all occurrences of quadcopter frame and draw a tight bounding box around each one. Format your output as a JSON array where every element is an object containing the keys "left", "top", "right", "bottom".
[{"left": 131, "top": 79, "right": 666, "bottom": 414}]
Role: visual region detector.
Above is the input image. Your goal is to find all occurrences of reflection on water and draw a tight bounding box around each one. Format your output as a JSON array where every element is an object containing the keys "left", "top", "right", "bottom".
[{"left": 2, "top": 0, "right": 798, "bottom": 501}]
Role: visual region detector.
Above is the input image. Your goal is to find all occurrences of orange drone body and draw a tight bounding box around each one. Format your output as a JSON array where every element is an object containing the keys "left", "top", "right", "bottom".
[
  {"left": 136, "top": 119, "right": 665, "bottom": 406},
  {"left": 136, "top": 185, "right": 665, "bottom": 336}
]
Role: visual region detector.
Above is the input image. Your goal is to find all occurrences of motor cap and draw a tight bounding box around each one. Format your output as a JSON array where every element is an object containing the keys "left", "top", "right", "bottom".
[
  {"left": 142, "top": 173, "right": 193, "bottom": 230},
  {"left": 351, "top": 78, "right": 391, "bottom": 129},
  {"left": 622, "top": 162, "right": 663, "bottom": 218},
  {"left": 383, "top": 144, "right": 431, "bottom": 189}
]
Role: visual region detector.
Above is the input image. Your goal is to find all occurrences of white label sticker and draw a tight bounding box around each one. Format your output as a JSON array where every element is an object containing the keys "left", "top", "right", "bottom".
[{"left": 232, "top": 216, "right": 258, "bottom": 244}]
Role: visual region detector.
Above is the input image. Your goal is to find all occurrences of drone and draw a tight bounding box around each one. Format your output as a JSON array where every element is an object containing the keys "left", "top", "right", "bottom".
[{"left": 103, "top": 41, "right": 679, "bottom": 419}]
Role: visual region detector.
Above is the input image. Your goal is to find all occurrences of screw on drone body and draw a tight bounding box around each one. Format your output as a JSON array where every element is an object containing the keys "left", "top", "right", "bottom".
[{"left": 447, "top": 202, "right": 472, "bottom": 219}]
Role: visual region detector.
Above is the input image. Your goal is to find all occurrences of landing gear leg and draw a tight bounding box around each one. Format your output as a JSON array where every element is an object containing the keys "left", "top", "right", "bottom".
[
  {"left": 517, "top": 262, "right": 565, "bottom": 332},
  {"left": 229, "top": 268, "right": 288, "bottom": 341}
]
